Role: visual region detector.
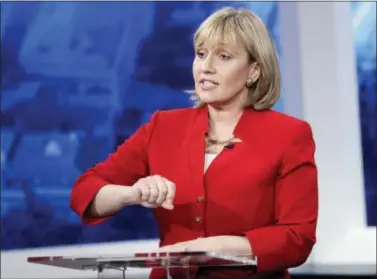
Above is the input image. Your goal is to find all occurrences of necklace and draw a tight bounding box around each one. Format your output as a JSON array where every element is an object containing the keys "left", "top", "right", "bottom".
[{"left": 205, "top": 132, "right": 235, "bottom": 146}]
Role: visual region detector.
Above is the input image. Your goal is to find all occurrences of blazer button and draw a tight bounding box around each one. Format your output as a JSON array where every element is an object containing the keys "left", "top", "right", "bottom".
[
  {"left": 197, "top": 196, "right": 205, "bottom": 202},
  {"left": 195, "top": 216, "right": 202, "bottom": 223}
]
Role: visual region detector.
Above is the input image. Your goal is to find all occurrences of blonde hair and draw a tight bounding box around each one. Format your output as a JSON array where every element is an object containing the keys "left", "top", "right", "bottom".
[{"left": 191, "top": 7, "right": 281, "bottom": 110}]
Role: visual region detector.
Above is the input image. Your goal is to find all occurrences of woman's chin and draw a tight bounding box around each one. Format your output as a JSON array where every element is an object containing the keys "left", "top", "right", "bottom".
[
  {"left": 197, "top": 93, "right": 217, "bottom": 104},
  {"left": 198, "top": 96, "right": 227, "bottom": 106}
]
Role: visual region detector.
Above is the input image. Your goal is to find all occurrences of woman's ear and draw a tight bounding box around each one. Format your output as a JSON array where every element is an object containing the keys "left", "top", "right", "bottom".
[{"left": 248, "top": 62, "right": 261, "bottom": 82}]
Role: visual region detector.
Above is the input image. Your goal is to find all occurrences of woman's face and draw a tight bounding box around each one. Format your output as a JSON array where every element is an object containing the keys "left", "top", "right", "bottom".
[{"left": 193, "top": 40, "right": 257, "bottom": 108}]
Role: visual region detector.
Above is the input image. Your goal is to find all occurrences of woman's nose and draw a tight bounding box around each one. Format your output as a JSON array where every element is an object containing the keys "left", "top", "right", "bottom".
[{"left": 201, "top": 56, "right": 216, "bottom": 73}]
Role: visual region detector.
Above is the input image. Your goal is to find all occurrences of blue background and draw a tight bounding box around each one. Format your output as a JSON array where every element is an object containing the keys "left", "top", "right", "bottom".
[
  {"left": 352, "top": 2, "right": 376, "bottom": 227},
  {"left": 1, "top": 1, "right": 375, "bottom": 250}
]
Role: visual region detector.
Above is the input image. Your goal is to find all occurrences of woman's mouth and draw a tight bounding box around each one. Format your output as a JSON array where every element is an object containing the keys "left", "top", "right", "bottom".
[{"left": 200, "top": 79, "right": 218, "bottom": 90}]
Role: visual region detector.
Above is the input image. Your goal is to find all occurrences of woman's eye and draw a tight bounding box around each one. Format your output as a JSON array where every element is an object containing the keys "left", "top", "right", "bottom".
[
  {"left": 196, "top": 51, "right": 205, "bottom": 58},
  {"left": 219, "top": 54, "right": 231, "bottom": 60}
]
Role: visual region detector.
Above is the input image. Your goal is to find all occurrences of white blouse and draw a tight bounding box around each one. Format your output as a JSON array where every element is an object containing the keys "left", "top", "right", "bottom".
[{"left": 204, "top": 153, "right": 217, "bottom": 173}]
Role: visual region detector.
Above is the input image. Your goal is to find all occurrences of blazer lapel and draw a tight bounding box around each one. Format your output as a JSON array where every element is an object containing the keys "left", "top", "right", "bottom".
[
  {"left": 185, "top": 106, "right": 208, "bottom": 197},
  {"left": 233, "top": 106, "right": 258, "bottom": 143},
  {"left": 183, "top": 106, "right": 260, "bottom": 198},
  {"left": 203, "top": 107, "right": 258, "bottom": 177}
]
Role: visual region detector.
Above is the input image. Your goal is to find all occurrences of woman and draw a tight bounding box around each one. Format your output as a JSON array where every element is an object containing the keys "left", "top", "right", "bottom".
[{"left": 70, "top": 6, "right": 318, "bottom": 279}]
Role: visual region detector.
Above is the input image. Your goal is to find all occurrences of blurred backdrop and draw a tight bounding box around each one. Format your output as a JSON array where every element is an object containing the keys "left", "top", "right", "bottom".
[{"left": 0, "top": 0, "right": 375, "bottom": 257}]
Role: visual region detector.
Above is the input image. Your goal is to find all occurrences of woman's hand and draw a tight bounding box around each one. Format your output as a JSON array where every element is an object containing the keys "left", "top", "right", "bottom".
[
  {"left": 158, "top": 236, "right": 253, "bottom": 256},
  {"left": 132, "top": 175, "right": 176, "bottom": 210},
  {"left": 158, "top": 237, "right": 219, "bottom": 253}
]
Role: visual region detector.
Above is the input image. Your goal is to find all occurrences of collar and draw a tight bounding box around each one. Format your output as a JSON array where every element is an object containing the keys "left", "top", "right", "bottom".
[{"left": 193, "top": 104, "right": 260, "bottom": 144}]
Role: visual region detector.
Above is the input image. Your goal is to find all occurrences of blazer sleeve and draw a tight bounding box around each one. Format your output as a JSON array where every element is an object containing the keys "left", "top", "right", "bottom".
[
  {"left": 70, "top": 111, "right": 161, "bottom": 225},
  {"left": 245, "top": 121, "right": 318, "bottom": 272}
]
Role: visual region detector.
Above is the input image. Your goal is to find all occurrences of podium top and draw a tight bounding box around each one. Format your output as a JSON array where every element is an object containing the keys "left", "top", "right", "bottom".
[{"left": 27, "top": 251, "right": 257, "bottom": 271}]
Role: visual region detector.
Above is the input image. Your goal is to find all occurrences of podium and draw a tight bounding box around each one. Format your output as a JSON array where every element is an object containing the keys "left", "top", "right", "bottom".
[{"left": 28, "top": 251, "right": 257, "bottom": 279}]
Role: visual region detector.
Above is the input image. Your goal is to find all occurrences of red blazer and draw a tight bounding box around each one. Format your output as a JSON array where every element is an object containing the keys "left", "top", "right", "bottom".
[{"left": 70, "top": 105, "right": 318, "bottom": 279}]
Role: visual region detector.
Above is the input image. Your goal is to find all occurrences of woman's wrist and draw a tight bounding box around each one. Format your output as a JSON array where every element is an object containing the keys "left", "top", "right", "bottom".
[
  {"left": 214, "top": 235, "right": 253, "bottom": 256},
  {"left": 119, "top": 185, "right": 141, "bottom": 206}
]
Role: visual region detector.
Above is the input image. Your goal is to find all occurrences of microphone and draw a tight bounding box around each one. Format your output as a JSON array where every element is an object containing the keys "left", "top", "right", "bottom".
[{"left": 224, "top": 143, "right": 235, "bottom": 150}]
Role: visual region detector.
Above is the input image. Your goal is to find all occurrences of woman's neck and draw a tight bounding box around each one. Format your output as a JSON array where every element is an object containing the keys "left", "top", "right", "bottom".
[{"left": 207, "top": 104, "right": 244, "bottom": 128}]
